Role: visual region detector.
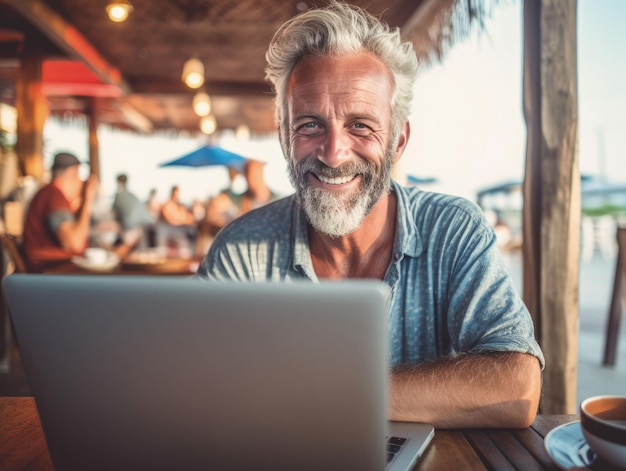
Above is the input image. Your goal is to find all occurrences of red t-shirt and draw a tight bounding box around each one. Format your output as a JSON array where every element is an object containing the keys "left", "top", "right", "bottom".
[{"left": 22, "top": 184, "right": 79, "bottom": 272}]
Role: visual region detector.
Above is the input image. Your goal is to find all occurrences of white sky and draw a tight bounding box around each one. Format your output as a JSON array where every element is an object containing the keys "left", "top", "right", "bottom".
[{"left": 41, "top": 0, "right": 626, "bottom": 205}]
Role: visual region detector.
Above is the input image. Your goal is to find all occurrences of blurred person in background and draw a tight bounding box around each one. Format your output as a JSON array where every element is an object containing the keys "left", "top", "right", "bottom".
[
  {"left": 22, "top": 152, "right": 98, "bottom": 272},
  {"left": 146, "top": 188, "right": 161, "bottom": 221},
  {"left": 112, "top": 173, "right": 154, "bottom": 249},
  {"left": 202, "top": 160, "right": 278, "bottom": 242},
  {"left": 158, "top": 185, "right": 197, "bottom": 256},
  {"left": 145, "top": 188, "right": 161, "bottom": 248},
  {"left": 240, "top": 159, "right": 278, "bottom": 213}
]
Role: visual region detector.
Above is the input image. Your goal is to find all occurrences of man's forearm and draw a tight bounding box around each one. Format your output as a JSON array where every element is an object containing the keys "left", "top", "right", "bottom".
[
  {"left": 389, "top": 352, "right": 541, "bottom": 429},
  {"left": 59, "top": 199, "right": 94, "bottom": 253}
]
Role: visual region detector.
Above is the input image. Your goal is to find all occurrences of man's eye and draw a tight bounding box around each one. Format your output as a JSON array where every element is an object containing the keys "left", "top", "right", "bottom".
[
  {"left": 296, "top": 122, "right": 322, "bottom": 134},
  {"left": 351, "top": 122, "right": 372, "bottom": 133}
]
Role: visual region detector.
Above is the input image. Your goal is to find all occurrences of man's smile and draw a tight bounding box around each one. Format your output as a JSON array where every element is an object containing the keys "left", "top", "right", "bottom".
[{"left": 312, "top": 172, "right": 359, "bottom": 185}]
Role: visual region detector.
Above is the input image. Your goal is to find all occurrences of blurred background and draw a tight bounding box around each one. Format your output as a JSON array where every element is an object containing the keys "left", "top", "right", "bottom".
[{"left": 1, "top": 0, "right": 619, "bottom": 216}]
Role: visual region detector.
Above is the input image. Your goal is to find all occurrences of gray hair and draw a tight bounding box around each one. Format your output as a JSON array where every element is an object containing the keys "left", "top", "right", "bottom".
[{"left": 265, "top": 1, "right": 419, "bottom": 156}]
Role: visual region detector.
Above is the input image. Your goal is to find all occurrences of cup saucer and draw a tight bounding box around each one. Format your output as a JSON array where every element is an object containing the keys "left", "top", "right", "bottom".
[
  {"left": 544, "top": 421, "right": 596, "bottom": 469},
  {"left": 71, "top": 251, "right": 120, "bottom": 272}
]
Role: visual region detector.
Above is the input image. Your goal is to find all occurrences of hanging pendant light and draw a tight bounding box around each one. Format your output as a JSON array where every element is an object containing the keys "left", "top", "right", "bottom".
[
  {"left": 192, "top": 92, "right": 212, "bottom": 117},
  {"left": 182, "top": 58, "right": 205, "bottom": 89},
  {"left": 106, "top": 0, "right": 133, "bottom": 22},
  {"left": 200, "top": 115, "right": 217, "bottom": 135}
]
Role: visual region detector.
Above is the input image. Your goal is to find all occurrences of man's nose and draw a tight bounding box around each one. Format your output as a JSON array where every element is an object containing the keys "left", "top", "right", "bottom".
[{"left": 318, "top": 127, "right": 352, "bottom": 168}]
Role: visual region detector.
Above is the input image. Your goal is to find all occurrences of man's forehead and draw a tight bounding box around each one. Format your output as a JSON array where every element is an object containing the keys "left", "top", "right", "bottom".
[
  {"left": 288, "top": 53, "right": 393, "bottom": 101},
  {"left": 290, "top": 77, "right": 386, "bottom": 99},
  {"left": 291, "top": 52, "right": 390, "bottom": 80}
]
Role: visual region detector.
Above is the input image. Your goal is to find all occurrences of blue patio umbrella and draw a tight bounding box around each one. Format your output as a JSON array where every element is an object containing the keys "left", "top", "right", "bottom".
[
  {"left": 159, "top": 145, "right": 249, "bottom": 172},
  {"left": 407, "top": 174, "right": 437, "bottom": 186}
]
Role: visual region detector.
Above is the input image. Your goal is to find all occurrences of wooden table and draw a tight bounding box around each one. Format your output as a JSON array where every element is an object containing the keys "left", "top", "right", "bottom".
[
  {"left": 41, "top": 257, "right": 201, "bottom": 276},
  {"left": 0, "top": 397, "right": 578, "bottom": 470}
]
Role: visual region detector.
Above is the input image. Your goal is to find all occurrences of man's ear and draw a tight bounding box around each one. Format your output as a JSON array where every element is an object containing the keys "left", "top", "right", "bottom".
[{"left": 392, "top": 120, "right": 411, "bottom": 164}]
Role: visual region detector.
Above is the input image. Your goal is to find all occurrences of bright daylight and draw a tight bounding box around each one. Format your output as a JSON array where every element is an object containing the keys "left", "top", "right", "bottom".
[{"left": 1, "top": 1, "right": 625, "bottom": 470}]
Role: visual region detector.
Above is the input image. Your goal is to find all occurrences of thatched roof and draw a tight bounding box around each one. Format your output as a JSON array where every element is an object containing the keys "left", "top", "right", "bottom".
[{"left": 0, "top": 0, "right": 491, "bottom": 135}]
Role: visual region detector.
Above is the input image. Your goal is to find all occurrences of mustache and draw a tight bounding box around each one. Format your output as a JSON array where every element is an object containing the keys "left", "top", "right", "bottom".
[{"left": 293, "top": 159, "right": 376, "bottom": 181}]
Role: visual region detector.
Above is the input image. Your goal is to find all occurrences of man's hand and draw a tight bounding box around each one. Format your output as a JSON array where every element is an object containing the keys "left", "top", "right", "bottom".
[
  {"left": 58, "top": 174, "right": 100, "bottom": 254},
  {"left": 83, "top": 173, "right": 100, "bottom": 203}
]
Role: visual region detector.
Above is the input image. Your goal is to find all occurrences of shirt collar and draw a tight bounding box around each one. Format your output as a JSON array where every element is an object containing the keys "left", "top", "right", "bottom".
[
  {"left": 391, "top": 180, "right": 424, "bottom": 259},
  {"left": 292, "top": 199, "right": 317, "bottom": 280}
]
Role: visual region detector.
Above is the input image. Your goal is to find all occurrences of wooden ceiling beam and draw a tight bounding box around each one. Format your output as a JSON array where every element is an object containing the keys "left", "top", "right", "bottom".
[
  {"left": 130, "top": 79, "right": 272, "bottom": 97},
  {"left": 6, "top": 0, "right": 130, "bottom": 94},
  {"left": 115, "top": 102, "right": 154, "bottom": 134}
]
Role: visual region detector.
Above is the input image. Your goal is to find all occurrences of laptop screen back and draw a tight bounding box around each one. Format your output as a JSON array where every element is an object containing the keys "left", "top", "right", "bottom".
[{"left": 4, "top": 274, "right": 390, "bottom": 471}]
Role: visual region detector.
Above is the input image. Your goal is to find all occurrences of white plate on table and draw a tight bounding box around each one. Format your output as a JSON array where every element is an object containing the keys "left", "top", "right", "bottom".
[
  {"left": 544, "top": 421, "right": 597, "bottom": 470},
  {"left": 71, "top": 252, "right": 120, "bottom": 272}
]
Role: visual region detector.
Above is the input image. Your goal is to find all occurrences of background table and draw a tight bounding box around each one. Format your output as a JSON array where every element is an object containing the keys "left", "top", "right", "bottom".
[
  {"left": 0, "top": 397, "right": 578, "bottom": 471},
  {"left": 41, "top": 256, "right": 201, "bottom": 276}
]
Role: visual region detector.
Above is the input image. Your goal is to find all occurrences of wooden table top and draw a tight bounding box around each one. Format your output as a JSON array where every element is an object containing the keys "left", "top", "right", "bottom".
[
  {"left": 0, "top": 397, "right": 578, "bottom": 471},
  {"left": 41, "top": 256, "right": 201, "bottom": 276}
]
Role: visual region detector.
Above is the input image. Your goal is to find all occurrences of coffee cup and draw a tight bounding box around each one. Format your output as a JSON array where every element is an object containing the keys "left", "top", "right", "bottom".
[
  {"left": 84, "top": 247, "right": 108, "bottom": 266},
  {"left": 580, "top": 395, "right": 626, "bottom": 469}
]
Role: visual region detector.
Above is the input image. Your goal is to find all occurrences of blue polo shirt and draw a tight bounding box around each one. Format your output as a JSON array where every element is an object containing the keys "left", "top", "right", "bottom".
[{"left": 196, "top": 180, "right": 544, "bottom": 368}]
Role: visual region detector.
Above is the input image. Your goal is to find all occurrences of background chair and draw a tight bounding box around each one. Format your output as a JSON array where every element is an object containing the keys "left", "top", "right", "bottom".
[
  {"left": 603, "top": 226, "right": 626, "bottom": 366},
  {"left": 0, "top": 233, "right": 26, "bottom": 374},
  {"left": 0, "top": 234, "right": 27, "bottom": 274}
]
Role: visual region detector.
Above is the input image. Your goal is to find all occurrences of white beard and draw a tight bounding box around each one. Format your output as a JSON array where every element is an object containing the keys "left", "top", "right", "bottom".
[
  {"left": 288, "top": 150, "right": 394, "bottom": 238},
  {"left": 299, "top": 184, "right": 373, "bottom": 237}
]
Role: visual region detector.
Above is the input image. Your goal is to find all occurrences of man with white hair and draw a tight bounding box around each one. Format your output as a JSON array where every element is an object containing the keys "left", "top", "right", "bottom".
[{"left": 197, "top": 1, "right": 543, "bottom": 429}]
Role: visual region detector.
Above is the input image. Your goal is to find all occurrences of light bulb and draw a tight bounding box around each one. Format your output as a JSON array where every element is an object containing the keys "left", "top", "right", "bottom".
[
  {"left": 200, "top": 115, "right": 217, "bottom": 134},
  {"left": 107, "top": 1, "right": 133, "bottom": 22},
  {"left": 182, "top": 58, "right": 205, "bottom": 89},
  {"left": 193, "top": 92, "right": 211, "bottom": 116}
]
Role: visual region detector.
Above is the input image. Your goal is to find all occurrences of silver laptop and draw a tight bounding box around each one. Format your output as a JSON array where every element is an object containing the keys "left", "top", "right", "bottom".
[{"left": 3, "top": 274, "right": 434, "bottom": 471}]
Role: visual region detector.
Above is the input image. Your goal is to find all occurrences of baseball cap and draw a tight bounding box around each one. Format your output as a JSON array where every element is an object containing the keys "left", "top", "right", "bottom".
[{"left": 51, "top": 152, "right": 85, "bottom": 171}]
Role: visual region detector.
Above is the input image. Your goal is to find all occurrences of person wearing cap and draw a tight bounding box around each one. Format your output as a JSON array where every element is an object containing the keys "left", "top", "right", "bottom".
[{"left": 22, "top": 152, "right": 99, "bottom": 272}]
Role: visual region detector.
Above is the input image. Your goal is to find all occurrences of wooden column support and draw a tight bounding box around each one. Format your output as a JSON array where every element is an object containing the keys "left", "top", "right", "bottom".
[
  {"left": 15, "top": 36, "right": 48, "bottom": 181},
  {"left": 522, "top": 0, "right": 580, "bottom": 414},
  {"left": 87, "top": 98, "right": 100, "bottom": 178}
]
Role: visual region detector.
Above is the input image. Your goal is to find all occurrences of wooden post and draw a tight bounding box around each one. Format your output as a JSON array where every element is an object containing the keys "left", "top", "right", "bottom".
[
  {"left": 522, "top": 0, "right": 580, "bottom": 414},
  {"left": 87, "top": 97, "right": 100, "bottom": 178},
  {"left": 15, "top": 35, "right": 48, "bottom": 181}
]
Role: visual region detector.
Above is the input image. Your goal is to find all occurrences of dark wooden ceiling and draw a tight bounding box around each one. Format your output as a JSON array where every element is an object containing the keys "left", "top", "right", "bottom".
[{"left": 0, "top": 0, "right": 475, "bottom": 135}]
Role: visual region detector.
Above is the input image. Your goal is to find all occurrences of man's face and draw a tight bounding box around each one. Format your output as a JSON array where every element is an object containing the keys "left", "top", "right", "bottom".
[
  {"left": 65, "top": 165, "right": 84, "bottom": 199},
  {"left": 286, "top": 52, "right": 397, "bottom": 237}
]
